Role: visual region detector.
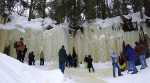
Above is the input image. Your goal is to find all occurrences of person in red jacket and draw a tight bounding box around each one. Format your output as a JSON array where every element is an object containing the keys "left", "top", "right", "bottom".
[{"left": 14, "top": 37, "right": 27, "bottom": 62}]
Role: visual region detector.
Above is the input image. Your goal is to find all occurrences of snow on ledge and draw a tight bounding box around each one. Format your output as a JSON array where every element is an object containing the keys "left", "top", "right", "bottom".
[
  {"left": 0, "top": 12, "right": 144, "bottom": 31},
  {"left": 0, "top": 13, "right": 57, "bottom": 31},
  {"left": 83, "top": 12, "right": 144, "bottom": 29}
]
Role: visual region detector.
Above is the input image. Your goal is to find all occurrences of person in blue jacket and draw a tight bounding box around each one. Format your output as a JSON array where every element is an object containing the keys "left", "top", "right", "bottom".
[
  {"left": 111, "top": 51, "right": 122, "bottom": 77},
  {"left": 126, "top": 44, "right": 138, "bottom": 74}
]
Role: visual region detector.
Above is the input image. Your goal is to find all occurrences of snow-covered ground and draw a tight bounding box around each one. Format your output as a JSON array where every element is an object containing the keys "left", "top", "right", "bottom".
[
  {"left": 0, "top": 52, "right": 150, "bottom": 83},
  {"left": 65, "top": 58, "right": 150, "bottom": 83},
  {"left": 0, "top": 53, "right": 75, "bottom": 83}
]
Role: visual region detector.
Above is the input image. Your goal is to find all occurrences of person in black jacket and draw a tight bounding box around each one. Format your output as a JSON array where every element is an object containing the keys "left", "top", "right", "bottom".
[
  {"left": 84, "top": 55, "right": 88, "bottom": 68},
  {"left": 3, "top": 44, "right": 10, "bottom": 56},
  {"left": 67, "top": 54, "right": 73, "bottom": 67},
  {"left": 28, "top": 51, "right": 35, "bottom": 65},
  {"left": 58, "top": 45, "right": 67, "bottom": 73},
  {"left": 72, "top": 47, "right": 78, "bottom": 67},
  {"left": 86, "top": 55, "right": 95, "bottom": 72}
]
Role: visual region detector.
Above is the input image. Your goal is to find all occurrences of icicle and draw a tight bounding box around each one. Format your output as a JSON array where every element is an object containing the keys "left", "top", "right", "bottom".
[{"left": 76, "top": 0, "right": 78, "bottom": 7}]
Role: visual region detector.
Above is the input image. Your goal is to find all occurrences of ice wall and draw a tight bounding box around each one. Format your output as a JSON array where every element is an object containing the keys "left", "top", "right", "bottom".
[
  {"left": 68, "top": 23, "right": 150, "bottom": 62},
  {"left": 0, "top": 27, "right": 68, "bottom": 63},
  {"left": 0, "top": 23, "right": 150, "bottom": 63}
]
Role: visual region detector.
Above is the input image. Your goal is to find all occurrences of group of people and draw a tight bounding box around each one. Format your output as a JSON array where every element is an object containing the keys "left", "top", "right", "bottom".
[
  {"left": 14, "top": 37, "right": 45, "bottom": 66},
  {"left": 66, "top": 47, "right": 78, "bottom": 68},
  {"left": 58, "top": 45, "right": 95, "bottom": 73},
  {"left": 111, "top": 39, "right": 149, "bottom": 77},
  {"left": 58, "top": 46, "right": 79, "bottom": 73},
  {"left": 12, "top": 36, "right": 149, "bottom": 76}
]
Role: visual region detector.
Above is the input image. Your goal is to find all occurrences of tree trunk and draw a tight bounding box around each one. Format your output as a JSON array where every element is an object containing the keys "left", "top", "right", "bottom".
[
  {"left": 144, "top": 0, "right": 150, "bottom": 17},
  {"left": 28, "top": 0, "right": 34, "bottom": 21}
]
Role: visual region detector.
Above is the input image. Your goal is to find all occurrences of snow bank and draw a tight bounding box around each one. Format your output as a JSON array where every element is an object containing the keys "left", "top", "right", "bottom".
[
  {"left": 85, "top": 12, "right": 143, "bottom": 29},
  {"left": 94, "top": 16, "right": 122, "bottom": 28},
  {"left": 0, "top": 53, "right": 75, "bottom": 83},
  {"left": 0, "top": 14, "right": 56, "bottom": 31},
  {"left": 0, "top": 12, "right": 143, "bottom": 31},
  {"left": 124, "top": 13, "right": 144, "bottom": 23},
  {"left": 104, "top": 58, "right": 150, "bottom": 83}
]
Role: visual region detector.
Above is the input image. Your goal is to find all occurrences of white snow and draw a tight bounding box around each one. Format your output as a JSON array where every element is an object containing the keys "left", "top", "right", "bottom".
[
  {"left": 127, "top": 5, "right": 132, "bottom": 10},
  {"left": 0, "top": 12, "right": 143, "bottom": 32},
  {"left": 65, "top": 58, "right": 150, "bottom": 83},
  {"left": 86, "top": 12, "right": 143, "bottom": 29},
  {"left": 0, "top": 53, "right": 75, "bottom": 83},
  {"left": 93, "top": 62, "right": 111, "bottom": 70},
  {"left": 125, "top": 13, "right": 144, "bottom": 23},
  {"left": 94, "top": 16, "right": 122, "bottom": 28},
  {"left": 1, "top": 52, "right": 150, "bottom": 83},
  {"left": 0, "top": 13, "right": 56, "bottom": 31}
]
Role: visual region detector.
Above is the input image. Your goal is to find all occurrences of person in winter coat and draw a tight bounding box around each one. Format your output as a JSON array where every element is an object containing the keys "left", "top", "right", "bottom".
[
  {"left": 28, "top": 51, "right": 35, "bottom": 65},
  {"left": 58, "top": 45, "right": 67, "bottom": 73},
  {"left": 14, "top": 37, "right": 27, "bottom": 62},
  {"left": 67, "top": 54, "right": 73, "bottom": 67},
  {"left": 111, "top": 52, "right": 122, "bottom": 77},
  {"left": 140, "top": 39, "right": 148, "bottom": 67},
  {"left": 135, "top": 42, "right": 147, "bottom": 69},
  {"left": 126, "top": 44, "right": 138, "bottom": 74},
  {"left": 40, "top": 50, "right": 45, "bottom": 65},
  {"left": 84, "top": 55, "right": 88, "bottom": 68},
  {"left": 86, "top": 55, "right": 95, "bottom": 72},
  {"left": 3, "top": 44, "right": 10, "bottom": 56},
  {"left": 119, "top": 52, "right": 127, "bottom": 71},
  {"left": 84, "top": 56, "right": 88, "bottom": 63},
  {"left": 72, "top": 47, "right": 78, "bottom": 67}
]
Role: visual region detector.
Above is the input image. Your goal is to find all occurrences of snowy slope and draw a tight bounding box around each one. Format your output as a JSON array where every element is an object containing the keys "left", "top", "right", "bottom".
[
  {"left": 1, "top": 51, "right": 149, "bottom": 83},
  {"left": 0, "top": 53, "right": 75, "bottom": 83}
]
